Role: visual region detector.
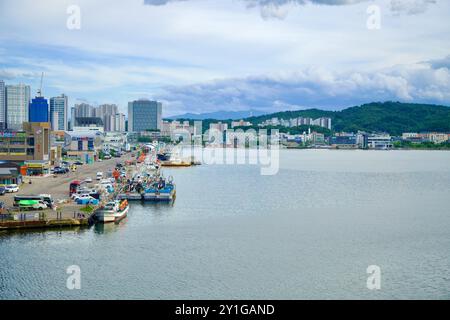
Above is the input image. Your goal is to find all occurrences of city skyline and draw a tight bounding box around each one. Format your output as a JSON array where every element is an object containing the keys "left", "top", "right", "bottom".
[{"left": 0, "top": 0, "right": 449, "bottom": 117}]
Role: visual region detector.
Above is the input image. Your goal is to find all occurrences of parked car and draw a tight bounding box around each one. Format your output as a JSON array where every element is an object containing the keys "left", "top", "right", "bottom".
[
  {"left": 18, "top": 200, "right": 47, "bottom": 210},
  {"left": 76, "top": 197, "right": 99, "bottom": 205},
  {"left": 72, "top": 193, "right": 96, "bottom": 202},
  {"left": 53, "top": 167, "right": 68, "bottom": 174},
  {"left": 5, "top": 184, "right": 19, "bottom": 193},
  {"left": 96, "top": 172, "right": 103, "bottom": 180},
  {"left": 84, "top": 177, "right": 93, "bottom": 183},
  {"left": 0, "top": 187, "right": 6, "bottom": 195},
  {"left": 74, "top": 161, "right": 84, "bottom": 165}
]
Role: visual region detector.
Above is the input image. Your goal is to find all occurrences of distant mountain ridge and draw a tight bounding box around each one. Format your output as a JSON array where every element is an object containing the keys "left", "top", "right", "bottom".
[
  {"left": 168, "top": 102, "right": 450, "bottom": 135},
  {"left": 166, "top": 109, "right": 266, "bottom": 120},
  {"left": 243, "top": 102, "right": 450, "bottom": 135}
]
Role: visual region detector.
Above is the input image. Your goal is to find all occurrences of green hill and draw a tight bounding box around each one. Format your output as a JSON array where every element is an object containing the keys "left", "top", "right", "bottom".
[{"left": 243, "top": 102, "right": 450, "bottom": 135}]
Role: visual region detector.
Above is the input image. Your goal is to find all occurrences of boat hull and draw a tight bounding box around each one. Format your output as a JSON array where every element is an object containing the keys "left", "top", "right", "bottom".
[
  {"left": 143, "top": 189, "right": 176, "bottom": 202},
  {"left": 117, "top": 193, "right": 142, "bottom": 200},
  {"left": 96, "top": 206, "right": 129, "bottom": 223}
]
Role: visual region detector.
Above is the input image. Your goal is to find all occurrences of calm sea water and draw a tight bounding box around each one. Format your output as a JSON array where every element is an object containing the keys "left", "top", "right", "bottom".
[{"left": 1, "top": 150, "right": 449, "bottom": 299}]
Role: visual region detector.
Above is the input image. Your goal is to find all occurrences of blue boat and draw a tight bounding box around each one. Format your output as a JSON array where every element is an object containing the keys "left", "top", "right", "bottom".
[{"left": 142, "top": 178, "right": 176, "bottom": 202}]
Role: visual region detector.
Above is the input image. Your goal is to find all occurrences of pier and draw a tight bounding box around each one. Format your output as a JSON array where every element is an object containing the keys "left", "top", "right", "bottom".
[
  {"left": 0, "top": 205, "right": 96, "bottom": 230},
  {"left": 0, "top": 145, "right": 187, "bottom": 231}
]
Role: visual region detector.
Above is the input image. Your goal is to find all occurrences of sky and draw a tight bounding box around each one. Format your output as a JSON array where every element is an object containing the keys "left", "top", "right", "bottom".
[{"left": 0, "top": 0, "right": 449, "bottom": 117}]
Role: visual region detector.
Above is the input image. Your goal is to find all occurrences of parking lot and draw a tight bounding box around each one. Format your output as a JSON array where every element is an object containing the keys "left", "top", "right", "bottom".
[{"left": 0, "top": 153, "right": 132, "bottom": 207}]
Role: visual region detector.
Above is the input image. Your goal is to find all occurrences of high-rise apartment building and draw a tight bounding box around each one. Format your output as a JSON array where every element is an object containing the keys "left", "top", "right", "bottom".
[
  {"left": 96, "top": 104, "right": 118, "bottom": 118},
  {"left": 73, "top": 103, "right": 94, "bottom": 118},
  {"left": 0, "top": 80, "right": 5, "bottom": 130},
  {"left": 113, "top": 113, "right": 126, "bottom": 132},
  {"left": 95, "top": 104, "right": 119, "bottom": 131},
  {"left": 50, "top": 94, "right": 68, "bottom": 131},
  {"left": 6, "top": 84, "right": 30, "bottom": 130},
  {"left": 128, "top": 100, "right": 162, "bottom": 132}
]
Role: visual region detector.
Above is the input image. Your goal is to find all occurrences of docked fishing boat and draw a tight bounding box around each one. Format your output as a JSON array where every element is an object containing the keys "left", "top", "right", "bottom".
[
  {"left": 117, "top": 192, "right": 142, "bottom": 201},
  {"left": 161, "top": 158, "right": 191, "bottom": 167},
  {"left": 143, "top": 176, "right": 176, "bottom": 202},
  {"left": 95, "top": 199, "right": 129, "bottom": 223}
]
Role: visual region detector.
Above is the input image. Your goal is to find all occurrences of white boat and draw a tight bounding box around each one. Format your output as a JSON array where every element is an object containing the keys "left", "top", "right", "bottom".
[{"left": 96, "top": 200, "right": 129, "bottom": 223}]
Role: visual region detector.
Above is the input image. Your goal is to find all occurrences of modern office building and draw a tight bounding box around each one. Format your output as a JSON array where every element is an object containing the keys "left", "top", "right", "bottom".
[
  {"left": 6, "top": 84, "right": 30, "bottom": 130},
  {"left": 50, "top": 94, "right": 68, "bottom": 131},
  {"left": 29, "top": 96, "right": 49, "bottom": 122},
  {"left": 128, "top": 100, "right": 162, "bottom": 132},
  {"left": 0, "top": 80, "right": 6, "bottom": 130}
]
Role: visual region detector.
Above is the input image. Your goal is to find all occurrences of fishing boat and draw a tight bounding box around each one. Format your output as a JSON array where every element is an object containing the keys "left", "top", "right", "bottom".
[
  {"left": 143, "top": 176, "right": 176, "bottom": 201},
  {"left": 117, "top": 193, "right": 142, "bottom": 200},
  {"left": 161, "top": 158, "right": 192, "bottom": 167},
  {"left": 95, "top": 199, "right": 129, "bottom": 223}
]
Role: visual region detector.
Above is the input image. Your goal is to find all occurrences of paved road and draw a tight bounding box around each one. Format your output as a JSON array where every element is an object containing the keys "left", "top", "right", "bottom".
[{"left": 1, "top": 154, "right": 133, "bottom": 207}]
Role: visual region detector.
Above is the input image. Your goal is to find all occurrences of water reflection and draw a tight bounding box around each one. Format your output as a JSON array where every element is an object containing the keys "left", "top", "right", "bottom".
[{"left": 93, "top": 219, "right": 128, "bottom": 234}]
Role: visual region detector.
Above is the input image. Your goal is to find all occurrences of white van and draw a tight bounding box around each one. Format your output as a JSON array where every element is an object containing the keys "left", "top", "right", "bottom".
[{"left": 96, "top": 172, "right": 103, "bottom": 180}]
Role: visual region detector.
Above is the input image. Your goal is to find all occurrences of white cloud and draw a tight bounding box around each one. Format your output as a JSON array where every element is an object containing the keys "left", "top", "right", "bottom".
[
  {"left": 390, "top": 0, "right": 436, "bottom": 15},
  {"left": 0, "top": 0, "right": 448, "bottom": 115},
  {"left": 143, "top": 0, "right": 438, "bottom": 19},
  {"left": 155, "top": 58, "right": 450, "bottom": 115}
]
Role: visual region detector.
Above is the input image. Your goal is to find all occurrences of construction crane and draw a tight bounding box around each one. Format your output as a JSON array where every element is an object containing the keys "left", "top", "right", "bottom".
[{"left": 37, "top": 72, "right": 44, "bottom": 97}]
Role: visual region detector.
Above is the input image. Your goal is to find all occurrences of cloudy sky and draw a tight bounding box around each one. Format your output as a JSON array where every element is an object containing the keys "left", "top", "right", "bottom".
[{"left": 0, "top": 0, "right": 449, "bottom": 116}]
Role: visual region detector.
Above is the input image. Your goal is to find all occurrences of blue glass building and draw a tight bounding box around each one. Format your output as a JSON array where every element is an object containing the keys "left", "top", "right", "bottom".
[
  {"left": 127, "top": 100, "right": 162, "bottom": 132},
  {"left": 29, "top": 96, "right": 49, "bottom": 122}
]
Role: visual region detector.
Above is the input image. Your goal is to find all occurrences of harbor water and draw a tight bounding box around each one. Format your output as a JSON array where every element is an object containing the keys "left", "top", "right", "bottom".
[{"left": 1, "top": 150, "right": 450, "bottom": 299}]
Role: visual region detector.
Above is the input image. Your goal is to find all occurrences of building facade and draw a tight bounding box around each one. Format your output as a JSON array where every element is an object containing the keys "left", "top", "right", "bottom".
[
  {"left": 128, "top": 100, "right": 162, "bottom": 132},
  {"left": 0, "top": 80, "right": 5, "bottom": 130},
  {"left": 73, "top": 103, "right": 94, "bottom": 124},
  {"left": 29, "top": 96, "right": 49, "bottom": 122},
  {"left": 64, "top": 129, "right": 103, "bottom": 162},
  {"left": 6, "top": 84, "right": 30, "bottom": 130},
  {"left": 50, "top": 94, "right": 68, "bottom": 131},
  {"left": 368, "top": 134, "right": 393, "bottom": 150},
  {"left": 74, "top": 117, "right": 104, "bottom": 128},
  {"left": 113, "top": 113, "right": 126, "bottom": 132},
  {"left": 103, "top": 132, "right": 128, "bottom": 154},
  {"left": 95, "top": 104, "right": 120, "bottom": 132},
  {"left": 0, "top": 161, "right": 22, "bottom": 185},
  {"left": 0, "top": 122, "right": 51, "bottom": 162}
]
